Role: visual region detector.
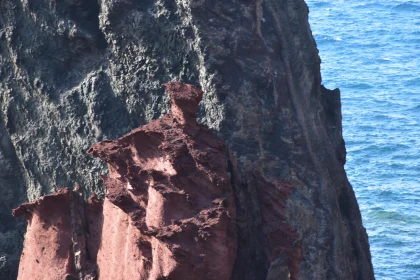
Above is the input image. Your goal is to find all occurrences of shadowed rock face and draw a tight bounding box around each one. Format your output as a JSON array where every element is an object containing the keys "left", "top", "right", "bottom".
[{"left": 2, "top": 0, "right": 374, "bottom": 279}]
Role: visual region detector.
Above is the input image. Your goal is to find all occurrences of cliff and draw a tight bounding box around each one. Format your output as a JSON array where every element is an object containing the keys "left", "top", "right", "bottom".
[{"left": 0, "top": 0, "right": 374, "bottom": 279}]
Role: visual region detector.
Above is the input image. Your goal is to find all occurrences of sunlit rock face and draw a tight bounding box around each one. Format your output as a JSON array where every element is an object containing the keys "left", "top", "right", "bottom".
[{"left": 12, "top": 188, "right": 102, "bottom": 280}]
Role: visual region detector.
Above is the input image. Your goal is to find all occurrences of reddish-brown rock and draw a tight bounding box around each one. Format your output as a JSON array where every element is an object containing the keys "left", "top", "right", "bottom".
[
  {"left": 13, "top": 83, "right": 244, "bottom": 280},
  {"left": 88, "top": 82, "right": 237, "bottom": 279},
  {"left": 12, "top": 189, "right": 76, "bottom": 280},
  {"left": 12, "top": 188, "right": 101, "bottom": 280}
]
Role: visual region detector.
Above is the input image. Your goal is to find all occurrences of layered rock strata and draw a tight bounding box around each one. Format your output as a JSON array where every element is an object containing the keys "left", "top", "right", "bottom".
[{"left": 1, "top": 0, "right": 374, "bottom": 279}]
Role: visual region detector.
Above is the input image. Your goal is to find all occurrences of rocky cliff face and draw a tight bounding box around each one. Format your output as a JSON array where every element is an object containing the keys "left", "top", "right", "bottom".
[{"left": 0, "top": 0, "right": 374, "bottom": 279}]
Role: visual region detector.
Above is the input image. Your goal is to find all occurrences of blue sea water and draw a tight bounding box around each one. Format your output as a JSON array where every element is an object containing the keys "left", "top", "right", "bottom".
[{"left": 306, "top": 0, "right": 420, "bottom": 279}]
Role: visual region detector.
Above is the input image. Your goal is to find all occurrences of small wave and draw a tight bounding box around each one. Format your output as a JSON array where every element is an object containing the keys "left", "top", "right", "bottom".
[
  {"left": 346, "top": 145, "right": 408, "bottom": 159},
  {"left": 353, "top": 2, "right": 389, "bottom": 11},
  {"left": 391, "top": 154, "right": 419, "bottom": 161},
  {"left": 315, "top": 34, "right": 345, "bottom": 44},
  {"left": 342, "top": 82, "right": 373, "bottom": 89},
  {"left": 369, "top": 210, "right": 420, "bottom": 224},
  {"left": 311, "top": 1, "right": 330, "bottom": 8},
  {"left": 406, "top": 263, "right": 420, "bottom": 269},
  {"left": 393, "top": 3, "right": 420, "bottom": 12},
  {"left": 408, "top": 104, "right": 420, "bottom": 111},
  {"left": 370, "top": 210, "right": 401, "bottom": 220},
  {"left": 405, "top": 77, "right": 420, "bottom": 87},
  {"left": 377, "top": 57, "right": 393, "bottom": 64}
]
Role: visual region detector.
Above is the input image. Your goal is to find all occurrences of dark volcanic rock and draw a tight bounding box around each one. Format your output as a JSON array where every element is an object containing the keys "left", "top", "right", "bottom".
[
  {"left": 1, "top": 0, "right": 374, "bottom": 279},
  {"left": 0, "top": 119, "right": 27, "bottom": 280}
]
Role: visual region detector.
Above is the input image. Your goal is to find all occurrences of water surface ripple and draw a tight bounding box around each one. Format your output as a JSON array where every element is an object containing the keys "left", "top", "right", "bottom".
[{"left": 306, "top": 0, "right": 420, "bottom": 279}]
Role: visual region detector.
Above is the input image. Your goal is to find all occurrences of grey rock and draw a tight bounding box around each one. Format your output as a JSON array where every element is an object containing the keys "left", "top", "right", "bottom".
[
  {"left": 0, "top": 116, "right": 27, "bottom": 280},
  {"left": 0, "top": 0, "right": 374, "bottom": 279}
]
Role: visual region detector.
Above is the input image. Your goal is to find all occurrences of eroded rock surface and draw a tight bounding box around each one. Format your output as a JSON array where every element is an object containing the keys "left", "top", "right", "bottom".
[
  {"left": 14, "top": 83, "right": 238, "bottom": 279},
  {"left": 90, "top": 82, "right": 237, "bottom": 279},
  {"left": 12, "top": 188, "right": 102, "bottom": 280}
]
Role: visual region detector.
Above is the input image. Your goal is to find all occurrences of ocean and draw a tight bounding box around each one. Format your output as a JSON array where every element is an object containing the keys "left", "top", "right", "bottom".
[{"left": 305, "top": 0, "right": 420, "bottom": 279}]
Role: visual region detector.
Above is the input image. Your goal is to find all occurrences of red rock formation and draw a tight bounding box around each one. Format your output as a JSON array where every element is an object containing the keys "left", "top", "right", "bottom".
[
  {"left": 88, "top": 82, "right": 237, "bottom": 279},
  {"left": 12, "top": 188, "right": 101, "bottom": 280},
  {"left": 12, "top": 189, "right": 76, "bottom": 280},
  {"left": 13, "top": 82, "right": 241, "bottom": 279}
]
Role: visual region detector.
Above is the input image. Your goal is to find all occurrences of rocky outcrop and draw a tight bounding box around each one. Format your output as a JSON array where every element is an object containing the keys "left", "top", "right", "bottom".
[
  {"left": 89, "top": 83, "right": 237, "bottom": 279},
  {"left": 1, "top": 0, "right": 374, "bottom": 279},
  {"left": 12, "top": 188, "right": 101, "bottom": 280},
  {"left": 14, "top": 83, "right": 239, "bottom": 279}
]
